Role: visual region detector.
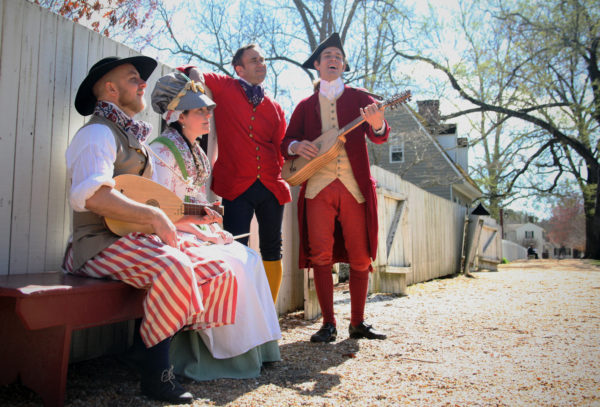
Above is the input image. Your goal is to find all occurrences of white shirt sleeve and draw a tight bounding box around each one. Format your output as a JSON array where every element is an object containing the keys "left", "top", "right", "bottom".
[
  {"left": 65, "top": 124, "right": 117, "bottom": 212},
  {"left": 374, "top": 122, "right": 387, "bottom": 135},
  {"left": 288, "top": 140, "right": 299, "bottom": 155}
]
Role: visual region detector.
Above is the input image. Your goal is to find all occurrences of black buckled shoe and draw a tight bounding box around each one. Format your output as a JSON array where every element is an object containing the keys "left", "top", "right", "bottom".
[
  {"left": 141, "top": 366, "right": 194, "bottom": 404},
  {"left": 310, "top": 322, "right": 337, "bottom": 343},
  {"left": 349, "top": 322, "right": 387, "bottom": 340}
]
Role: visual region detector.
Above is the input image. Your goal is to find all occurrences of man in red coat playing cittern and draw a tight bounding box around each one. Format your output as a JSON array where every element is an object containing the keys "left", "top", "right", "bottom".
[{"left": 281, "top": 33, "right": 390, "bottom": 343}]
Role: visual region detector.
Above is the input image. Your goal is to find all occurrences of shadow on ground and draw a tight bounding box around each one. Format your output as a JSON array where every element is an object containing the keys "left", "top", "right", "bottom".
[{"left": 0, "top": 337, "right": 361, "bottom": 407}]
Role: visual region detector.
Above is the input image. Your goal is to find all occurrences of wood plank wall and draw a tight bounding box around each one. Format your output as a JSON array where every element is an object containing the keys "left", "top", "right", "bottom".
[
  {"left": 0, "top": 0, "right": 157, "bottom": 275},
  {"left": 371, "top": 166, "right": 468, "bottom": 286}
]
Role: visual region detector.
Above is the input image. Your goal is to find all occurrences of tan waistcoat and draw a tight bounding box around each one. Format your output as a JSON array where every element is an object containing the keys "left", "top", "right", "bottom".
[
  {"left": 71, "top": 115, "right": 153, "bottom": 271},
  {"left": 305, "top": 94, "right": 365, "bottom": 203}
]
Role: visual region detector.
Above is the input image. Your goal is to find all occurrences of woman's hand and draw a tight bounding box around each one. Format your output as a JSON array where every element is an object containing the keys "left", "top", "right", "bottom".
[
  {"left": 217, "top": 229, "right": 234, "bottom": 245},
  {"left": 176, "top": 223, "right": 219, "bottom": 244},
  {"left": 199, "top": 207, "right": 222, "bottom": 224}
]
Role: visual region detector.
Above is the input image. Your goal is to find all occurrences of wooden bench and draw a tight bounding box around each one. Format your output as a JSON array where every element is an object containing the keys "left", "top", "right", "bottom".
[{"left": 0, "top": 272, "right": 145, "bottom": 407}]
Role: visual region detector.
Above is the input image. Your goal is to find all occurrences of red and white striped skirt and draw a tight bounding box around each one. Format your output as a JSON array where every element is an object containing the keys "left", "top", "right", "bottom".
[{"left": 64, "top": 232, "right": 237, "bottom": 347}]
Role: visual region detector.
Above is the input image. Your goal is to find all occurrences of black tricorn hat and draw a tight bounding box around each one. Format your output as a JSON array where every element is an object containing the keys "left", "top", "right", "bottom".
[
  {"left": 75, "top": 55, "right": 157, "bottom": 116},
  {"left": 301, "top": 32, "right": 350, "bottom": 72}
]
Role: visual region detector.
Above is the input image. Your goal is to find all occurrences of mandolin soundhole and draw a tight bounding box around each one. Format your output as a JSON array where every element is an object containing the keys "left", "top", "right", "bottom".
[{"left": 146, "top": 199, "right": 160, "bottom": 208}]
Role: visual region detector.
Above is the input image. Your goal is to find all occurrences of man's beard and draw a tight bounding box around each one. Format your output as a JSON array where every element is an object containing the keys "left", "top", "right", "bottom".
[{"left": 118, "top": 93, "right": 145, "bottom": 116}]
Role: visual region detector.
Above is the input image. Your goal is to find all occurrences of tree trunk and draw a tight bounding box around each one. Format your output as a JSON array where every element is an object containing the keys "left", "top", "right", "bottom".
[{"left": 584, "top": 167, "right": 600, "bottom": 259}]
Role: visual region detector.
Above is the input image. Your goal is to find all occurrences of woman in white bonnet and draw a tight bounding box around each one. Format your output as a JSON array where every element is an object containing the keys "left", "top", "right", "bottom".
[{"left": 150, "top": 71, "right": 281, "bottom": 380}]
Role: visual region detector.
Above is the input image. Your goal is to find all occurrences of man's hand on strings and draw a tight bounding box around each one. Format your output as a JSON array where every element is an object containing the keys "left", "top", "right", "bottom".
[{"left": 291, "top": 140, "right": 320, "bottom": 160}]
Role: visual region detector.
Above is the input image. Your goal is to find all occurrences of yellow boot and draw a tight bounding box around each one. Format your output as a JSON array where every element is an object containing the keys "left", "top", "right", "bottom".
[{"left": 262, "top": 260, "right": 282, "bottom": 304}]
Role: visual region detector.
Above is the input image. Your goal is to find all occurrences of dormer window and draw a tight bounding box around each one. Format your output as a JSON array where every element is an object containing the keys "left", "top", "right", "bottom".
[{"left": 390, "top": 143, "right": 404, "bottom": 163}]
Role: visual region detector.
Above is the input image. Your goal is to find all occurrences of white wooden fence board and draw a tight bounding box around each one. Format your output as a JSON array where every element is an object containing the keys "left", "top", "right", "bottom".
[
  {"left": 9, "top": 4, "right": 41, "bottom": 274},
  {"left": 45, "top": 18, "right": 74, "bottom": 269},
  {"left": 64, "top": 24, "right": 91, "bottom": 257},
  {"left": 28, "top": 12, "right": 58, "bottom": 272},
  {"left": 280, "top": 187, "right": 303, "bottom": 314},
  {"left": 386, "top": 200, "right": 406, "bottom": 265},
  {"left": 0, "top": 0, "right": 23, "bottom": 273},
  {"left": 386, "top": 266, "right": 411, "bottom": 274},
  {"left": 0, "top": 0, "right": 4, "bottom": 52},
  {"left": 102, "top": 35, "right": 118, "bottom": 56},
  {"left": 69, "top": 25, "right": 89, "bottom": 140}
]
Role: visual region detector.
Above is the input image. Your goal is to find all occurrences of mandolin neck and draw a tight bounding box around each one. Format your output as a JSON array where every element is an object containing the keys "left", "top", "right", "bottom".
[
  {"left": 183, "top": 202, "right": 207, "bottom": 216},
  {"left": 338, "top": 116, "right": 366, "bottom": 138},
  {"left": 337, "top": 99, "right": 389, "bottom": 138}
]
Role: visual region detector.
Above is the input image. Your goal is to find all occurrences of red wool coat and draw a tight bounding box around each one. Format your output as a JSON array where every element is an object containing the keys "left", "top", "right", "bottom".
[{"left": 281, "top": 86, "right": 390, "bottom": 268}]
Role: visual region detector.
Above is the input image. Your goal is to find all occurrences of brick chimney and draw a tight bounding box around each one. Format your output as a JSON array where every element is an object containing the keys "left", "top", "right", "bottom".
[{"left": 417, "top": 100, "right": 440, "bottom": 127}]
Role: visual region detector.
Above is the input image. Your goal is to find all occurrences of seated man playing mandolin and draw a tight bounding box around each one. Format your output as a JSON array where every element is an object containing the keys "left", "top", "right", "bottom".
[{"left": 63, "top": 56, "right": 235, "bottom": 404}]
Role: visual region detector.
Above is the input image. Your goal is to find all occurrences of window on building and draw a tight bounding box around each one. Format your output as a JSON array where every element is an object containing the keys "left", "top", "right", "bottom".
[
  {"left": 390, "top": 143, "right": 404, "bottom": 163},
  {"left": 525, "top": 231, "right": 534, "bottom": 238}
]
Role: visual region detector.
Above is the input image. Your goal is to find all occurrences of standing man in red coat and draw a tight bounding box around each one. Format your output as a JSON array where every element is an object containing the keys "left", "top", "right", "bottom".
[
  {"left": 282, "top": 33, "right": 390, "bottom": 342},
  {"left": 180, "top": 44, "right": 291, "bottom": 304}
]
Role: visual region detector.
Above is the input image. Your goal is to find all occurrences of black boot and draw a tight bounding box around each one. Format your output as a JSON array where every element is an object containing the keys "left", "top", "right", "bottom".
[
  {"left": 138, "top": 337, "right": 194, "bottom": 403},
  {"left": 141, "top": 365, "right": 194, "bottom": 404}
]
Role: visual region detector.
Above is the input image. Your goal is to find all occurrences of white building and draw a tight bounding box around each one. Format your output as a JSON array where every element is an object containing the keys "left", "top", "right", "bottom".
[{"left": 503, "top": 223, "right": 551, "bottom": 258}]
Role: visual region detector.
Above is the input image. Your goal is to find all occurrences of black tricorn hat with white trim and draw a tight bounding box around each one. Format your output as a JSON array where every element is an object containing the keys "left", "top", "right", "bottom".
[{"left": 301, "top": 32, "right": 350, "bottom": 72}]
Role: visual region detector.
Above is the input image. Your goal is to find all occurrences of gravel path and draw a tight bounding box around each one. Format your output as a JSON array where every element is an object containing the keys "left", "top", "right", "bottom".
[{"left": 2, "top": 259, "right": 599, "bottom": 406}]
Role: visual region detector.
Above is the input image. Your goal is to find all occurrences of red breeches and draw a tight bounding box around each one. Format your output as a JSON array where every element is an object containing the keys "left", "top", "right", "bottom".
[{"left": 306, "top": 179, "right": 372, "bottom": 326}]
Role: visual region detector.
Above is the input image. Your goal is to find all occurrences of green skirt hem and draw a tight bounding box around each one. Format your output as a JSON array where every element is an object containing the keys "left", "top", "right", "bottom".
[{"left": 170, "top": 330, "right": 280, "bottom": 381}]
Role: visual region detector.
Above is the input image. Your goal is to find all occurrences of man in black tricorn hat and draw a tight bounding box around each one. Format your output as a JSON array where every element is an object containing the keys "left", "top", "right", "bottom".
[
  {"left": 64, "top": 56, "right": 239, "bottom": 403},
  {"left": 282, "top": 33, "right": 390, "bottom": 343}
]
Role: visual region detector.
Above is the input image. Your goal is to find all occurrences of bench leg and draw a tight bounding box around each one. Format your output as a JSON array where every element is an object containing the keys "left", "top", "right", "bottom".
[{"left": 0, "top": 303, "right": 71, "bottom": 407}]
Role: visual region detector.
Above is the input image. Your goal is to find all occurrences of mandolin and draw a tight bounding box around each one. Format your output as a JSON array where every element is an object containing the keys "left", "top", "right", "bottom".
[
  {"left": 104, "top": 174, "right": 223, "bottom": 236},
  {"left": 282, "top": 90, "right": 412, "bottom": 186}
]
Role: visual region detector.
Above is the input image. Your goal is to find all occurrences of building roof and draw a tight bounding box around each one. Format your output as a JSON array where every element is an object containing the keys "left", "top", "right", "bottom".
[{"left": 408, "top": 105, "right": 482, "bottom": 199}]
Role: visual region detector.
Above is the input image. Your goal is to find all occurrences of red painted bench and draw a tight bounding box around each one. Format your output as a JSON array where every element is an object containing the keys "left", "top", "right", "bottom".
[{"left": 0, "top": 272, "right": 145, "bottom": 406}]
